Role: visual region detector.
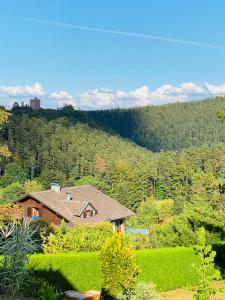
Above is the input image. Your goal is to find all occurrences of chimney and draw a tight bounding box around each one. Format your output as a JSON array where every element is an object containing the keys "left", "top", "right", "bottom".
[
  {"left": 66, "top": 192, "right": 73, "bottom": 201},
  {"left": 50, "top": 182, "right": 61, "bottom": 192}
]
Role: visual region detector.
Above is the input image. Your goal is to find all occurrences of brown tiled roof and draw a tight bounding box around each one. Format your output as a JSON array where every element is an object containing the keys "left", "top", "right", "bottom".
[{"left": 17, "top": 185, "right": 134, "bottom": 225}]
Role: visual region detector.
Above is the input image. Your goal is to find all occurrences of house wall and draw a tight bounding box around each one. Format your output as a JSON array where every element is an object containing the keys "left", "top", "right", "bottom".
[
  {"left": 112, "top": 219, "right": 125, "bottom": 232},
  {"left": 20, "top": 198, "right": 63, "bottom": 225}
]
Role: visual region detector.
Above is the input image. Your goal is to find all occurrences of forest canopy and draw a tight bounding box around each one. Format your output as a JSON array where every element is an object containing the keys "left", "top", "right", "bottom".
[{"left": 10, "top": 96, "right": 225, "bottom": 152}]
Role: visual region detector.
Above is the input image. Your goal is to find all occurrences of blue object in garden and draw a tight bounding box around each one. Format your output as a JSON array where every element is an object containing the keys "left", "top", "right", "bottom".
[
  {"left": 125, "top": 227, "right": 149, "bottom": 235},
  {"left": 31, "top": 215, "right": 40, "bottom": 219}
]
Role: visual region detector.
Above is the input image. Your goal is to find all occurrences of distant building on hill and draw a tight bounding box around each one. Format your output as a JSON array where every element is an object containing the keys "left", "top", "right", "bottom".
[{"left": 30, "top": 97, "right": 41, "bottom": 110}]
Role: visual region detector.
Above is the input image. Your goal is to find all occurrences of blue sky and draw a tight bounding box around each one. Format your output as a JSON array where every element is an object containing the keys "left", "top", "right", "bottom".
[{"left": 1, "top": 0, "right": 225, "bottom": 109}]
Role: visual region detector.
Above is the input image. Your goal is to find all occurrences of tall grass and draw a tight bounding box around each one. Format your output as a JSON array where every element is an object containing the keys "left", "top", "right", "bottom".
[{"left": 29, "top": 247, "right": 200, "bottom": 292}]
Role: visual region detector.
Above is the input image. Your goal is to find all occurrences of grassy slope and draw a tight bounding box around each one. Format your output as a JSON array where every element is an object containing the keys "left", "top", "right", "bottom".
[{"left": 29, "top": 247, "right": 200, "bottom": 292}]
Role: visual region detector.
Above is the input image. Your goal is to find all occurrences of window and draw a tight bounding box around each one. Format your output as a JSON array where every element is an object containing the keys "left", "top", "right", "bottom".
[
  {"left": 83, "top": 210, "right": 94, "bottom": 218},
  {"left": 26, "top": 207, "right": 40, "bottom": 218}
]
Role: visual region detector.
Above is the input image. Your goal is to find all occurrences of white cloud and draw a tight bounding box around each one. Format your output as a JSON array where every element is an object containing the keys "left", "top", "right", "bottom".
[
  {"left": 78, "top": 84, "right": 191, "bottom": 109},
  {"left": 0, "top": 82, "right": 44, "bottom": 97},
  {"left": 49, "top": 91, "right": 76, "bottom": 107},
  {"left": 0, "top": 83, "right": 76, "bottom": 108},
  {"left": 78, "top": 81, "right": 225, "bottom": 109},
  {"left": 1, "top": 81, "right": 225, "bottom": 110},
  {"left": 204, "top": 82, "right": 225, "bottom": 95},
  {"left": 180, "top": 82, "right": 205, "bottom": 94},
  {"left": 49, "top": 91, "right": 73, "bottom": 100}
]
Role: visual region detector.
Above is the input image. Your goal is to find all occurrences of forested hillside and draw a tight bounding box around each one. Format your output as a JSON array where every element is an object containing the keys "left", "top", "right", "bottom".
[
  {"left": 0, "top": 105, "right": 225, "bottom": 246},
  {"left": 8, "top": 96, "right": 225, "bottom": 152},
  {"left": 88, "top": 97, "right": 225, "bottom": 151}
]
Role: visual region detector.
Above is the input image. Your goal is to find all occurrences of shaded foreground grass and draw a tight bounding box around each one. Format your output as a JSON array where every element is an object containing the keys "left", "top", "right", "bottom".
[{"left": 29, "top": 247, "right": 200, "bottom": 292}]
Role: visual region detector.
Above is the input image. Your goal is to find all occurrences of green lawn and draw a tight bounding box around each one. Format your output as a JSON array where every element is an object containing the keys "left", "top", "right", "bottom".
[
  {"left": 136, "top": 247, "right": 199, "bottom": 291},
  {"left": 29, "top": 247, "right": 200, "bottom": 291}
]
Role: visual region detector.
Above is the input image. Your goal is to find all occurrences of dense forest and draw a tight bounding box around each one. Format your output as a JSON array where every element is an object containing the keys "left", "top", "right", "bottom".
[
  {"left": 88, "top": 97, "right": 225, "bottom": 151},
  {"left": 9, "top": 96, "right": 225, "bottom": 152},
  {"left": 0, "top": 97, "right": 225, "bottom": 246}
]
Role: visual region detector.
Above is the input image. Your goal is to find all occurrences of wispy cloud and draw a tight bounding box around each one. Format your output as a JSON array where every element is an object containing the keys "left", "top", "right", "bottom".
[{"left": 17, "top": 17, "right": 225, "bottom": 50}]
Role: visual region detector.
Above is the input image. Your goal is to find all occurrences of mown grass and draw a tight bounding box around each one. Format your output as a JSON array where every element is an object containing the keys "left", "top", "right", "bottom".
[
  {"left": 136, "top": 247, "right": 200, "bottom": 291},
  {"left": 29, "top": 252, "right": 101, "bottom": 291},
  {"left": 29, "top": 247, "right": 200, "bottom": 292}
]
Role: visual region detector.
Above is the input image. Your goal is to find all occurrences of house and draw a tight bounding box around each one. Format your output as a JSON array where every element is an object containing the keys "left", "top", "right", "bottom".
[{"left": 15, "top": 183, "right": 135, "bottom": 231}]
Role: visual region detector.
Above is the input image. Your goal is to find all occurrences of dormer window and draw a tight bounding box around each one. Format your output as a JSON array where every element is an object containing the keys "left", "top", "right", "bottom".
[{"left": 83, "top": 209, "right": 94, "bottom": 218}]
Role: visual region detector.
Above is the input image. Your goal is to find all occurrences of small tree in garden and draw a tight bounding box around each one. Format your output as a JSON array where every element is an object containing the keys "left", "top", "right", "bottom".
[
  {"left": 0, "top": 221, "right": 38, "bottom": 297},
  {"left": 100, "top": 232, "right": 139, "bottom": 299},
  {"left": 0, "top": 108, "right": 11, "bottom": 159},
  {"left": 193, "top": 227, "right": 220, "bottom": 300}
]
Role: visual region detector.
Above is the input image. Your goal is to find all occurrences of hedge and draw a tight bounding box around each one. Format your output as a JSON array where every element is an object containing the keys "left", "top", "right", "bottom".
[{"left": 29, "top": 247, "right": 200, "bottom": 292}]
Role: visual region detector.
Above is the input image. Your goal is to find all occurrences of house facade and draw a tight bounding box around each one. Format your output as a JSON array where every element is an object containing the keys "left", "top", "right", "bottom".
[{"left": 16, "top": 184, "right": 134, "bottom": 231}]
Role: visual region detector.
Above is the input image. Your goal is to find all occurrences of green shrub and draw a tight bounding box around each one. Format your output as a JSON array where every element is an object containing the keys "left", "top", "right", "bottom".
[
  {"left": 36, "top": 284, "right": 57, "bottom": 300},
  {"left": 0, "top": 182, "right": 25, "bottom": 204},
  {"left": 193, "top": 227, "right": 220, "bottom": 300},
  {"left": 29, "top": 247, "right": 201, "bottom": 292},
  {"left": 42, "top": 221, "right": 112, "bottom": 253},
  {"left": 100, "top": 232, "right": 139, "bottom": 298},
  {"left": 131, "top": 282, "right": 158, "bottom": 300}
]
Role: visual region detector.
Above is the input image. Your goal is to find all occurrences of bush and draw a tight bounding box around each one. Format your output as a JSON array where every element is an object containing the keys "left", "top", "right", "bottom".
[
  {"left": 36, "top": 284, "right": 57, "bottom": 300},
  {"left": 0, "top": 222, "right": 38, "bottom": 297},
  {"left": 28, "top": 247, "right": 201, "bottom": 292},
  {"left": 0, "top": 204, "right": 23, "bottom": 224},
  {"left": 100, "top": 232, "right": 139, "bottom": 298},
  {"left": 42, "top": 221, "right": 112, "bottom": 253},
  {"left": 153, "top": 216, "right": 197, "bottom": 248},
  {"left": 0, "top": 182, "right": 25, "bottom": 204},
  {"left": 0, "top": 163, "right": 27, "bottom": 188},
  {"left": 131, "top": 282, "right": 158, "bottom": 300},
  {"left": 24, "top": 179, "right": 44, "bottom": 193},
  {"left": 192, "top": 227, "right": 220, "bottom": 300}
]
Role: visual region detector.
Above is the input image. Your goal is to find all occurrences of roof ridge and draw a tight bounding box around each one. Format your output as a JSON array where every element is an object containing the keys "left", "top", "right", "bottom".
[
  {"left": 62, "top": 185, "right": 92, "bottom": 190},
  {"left": 30, "top": 189, "right": 53, "bottom": 194},
  {"left": 62, "top": 200, "right": 84, "bottom": 203}
]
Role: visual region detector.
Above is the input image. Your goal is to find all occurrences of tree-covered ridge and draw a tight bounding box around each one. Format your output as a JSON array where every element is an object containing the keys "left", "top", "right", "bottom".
[
  {"left": 10, "top": 96, "right": 225, "bottom": 152},
  {"left": 0, "top": 112, "right": 225, "bottom": 211},
  {"left": 88, "top": 97, "right": 225, "bottom": 151}
]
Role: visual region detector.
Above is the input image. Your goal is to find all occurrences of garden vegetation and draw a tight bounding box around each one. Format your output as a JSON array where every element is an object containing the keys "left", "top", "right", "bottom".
[{"left": 29, "top": 247, "right": 201, "bottom": 292}]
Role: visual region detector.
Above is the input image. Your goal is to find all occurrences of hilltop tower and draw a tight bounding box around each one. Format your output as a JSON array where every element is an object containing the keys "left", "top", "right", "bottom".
[{"left": 30, "top": 97, "right": 41, "bottom": 110}]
